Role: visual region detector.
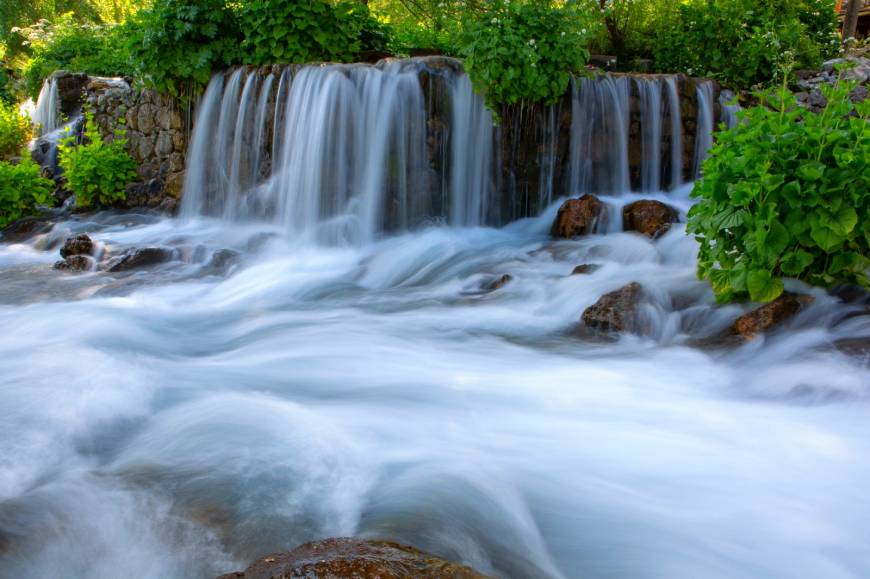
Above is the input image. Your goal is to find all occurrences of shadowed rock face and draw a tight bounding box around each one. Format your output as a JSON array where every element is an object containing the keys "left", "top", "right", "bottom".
[
  {"left": 551, "top": 194, "right": 607, "bottom": 238},
  {"left": 732, "top": 293, "right": 814, "bottom": 340},
  {"left": 216, "top": 538, "right": 490, "bottom": 579},
  {"left": 622, "top": 200, "right": 679, "bottom": 238},
  {"left": 59, "top": 234, "right": 94, "bottom": 258},
  {"left": 582, "top": 282, "right": 644, "bottom": 333},
  {"left": 105, "top": 247, "right": 174, "bottom": 272}
]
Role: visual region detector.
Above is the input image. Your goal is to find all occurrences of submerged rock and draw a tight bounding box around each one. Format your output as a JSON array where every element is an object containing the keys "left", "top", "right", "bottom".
[
  {"left": 551, "top": 194, "right": 607, "bottom": 238},
  {"left": 485, "top": 274, "right": 513, "bottom": 291},
  {"left": 105, "top": 247, "right": 173, "bottom": 272},
  {"left": 731, "top": 292, "right": 814, "bottom": 340},
  {"left": 202, "top": 249, "right": 241, "bottom": 275},
  {"left": 582, "top": 282, "right": 644, "bottom": 333},
  {"left": 217, "top": 538, "right": 489, "bottom": 579},
  {"left": 622, "top": 200, "right": 678, "bottom": 238},
  {"left": 0, "top": 217, "right": 53, "bottom": 243},
  {"left": 59, "top": 233, "right": 94, "bottom": 258},
  {"left": 53, "top": 255, "right": 93, "bottom": 272},
  {"left": 571, "top": 264, "right": 600, "bottom": 275}
]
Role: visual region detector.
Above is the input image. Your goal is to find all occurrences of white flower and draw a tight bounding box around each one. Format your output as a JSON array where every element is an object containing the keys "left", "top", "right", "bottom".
[
  {"left": 581, "top": 28, "right": 587, "bottom": 34},
  {"left": 529, "top": 39, "right": 536, "bottom": 46},
  {"left": 561, "top": 31, "right": 566, "bottom": 37},
  {"left": 491, "top": 17, "right": 499, "bottom": 25}
]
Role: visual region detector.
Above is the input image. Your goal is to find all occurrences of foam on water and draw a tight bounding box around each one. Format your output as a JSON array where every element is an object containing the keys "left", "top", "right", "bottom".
[{"left": 0, "top": 191, "right": 868, "bottom": 578}]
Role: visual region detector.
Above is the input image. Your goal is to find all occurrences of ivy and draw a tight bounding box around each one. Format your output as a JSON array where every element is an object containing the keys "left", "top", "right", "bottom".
[
  {"left": 58, "top": 111, "right": 136, "bottom": 208},
  {"left": 688, "top": 80, "right": 870, "bottom": 303}
]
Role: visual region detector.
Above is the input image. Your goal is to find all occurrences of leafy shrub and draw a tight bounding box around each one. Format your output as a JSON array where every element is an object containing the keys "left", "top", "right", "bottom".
[
  {"left": 0, "top": 157, "right": 54, "bottom": 228},
  {"left": 128, "top": 0, "right": 241, "bottom": 96},
  {"left": 0, "top": 100, "right": 31, "bottom": 160},
  {"left": 654, "top": 0, "right": 839, "bottom": 89},
  {"left": 238, "top": 0, "right": 380, "bottom": 65},
  {"left": 459, "top": 0, "right": 599, "bottom": 111},
  {"left": 59, "top": 111, "right": 136, "bottom": 207},
  {"left": 14, "top": 16, "right": 133, "bottom": 99},
  {"left": 688, "top": 81, "right": 870, "bottom": 303}
]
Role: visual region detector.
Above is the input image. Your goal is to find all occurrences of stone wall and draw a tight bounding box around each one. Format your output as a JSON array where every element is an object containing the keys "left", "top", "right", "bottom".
[{"left": 48, "top": 71, "right": 188, "bottom": 212}]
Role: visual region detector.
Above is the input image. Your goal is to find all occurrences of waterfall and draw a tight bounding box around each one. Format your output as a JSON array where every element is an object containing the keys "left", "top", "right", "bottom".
[
  {"left": 448, "top": 74, "right": 495, "bottom": 227},
  {"left": 568, "top": 75, "right": 630, "bottom": 195},
  {"left": 719, "top": 89, "right": 741, "bottom": 130},
  {"left": 33, "top": 78, "right": 60, "bottom": 136},
  {"left": 693, "top": 81, "right": 715, "bottom": 178},
  {"left": 181, "top": 59, "right": 714, "bottom": 240},
  {"left": 664, "top": 76, "right": 682, "bottom": 190},
  {"left": 537, "top": 104, "right": 560, "bottom": 210},
  {"left": 636, "top": 78, "right": 663, "bottom": 192}
]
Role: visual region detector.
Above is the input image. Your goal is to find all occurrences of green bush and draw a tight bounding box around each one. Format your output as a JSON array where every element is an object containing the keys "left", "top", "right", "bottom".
[
  {"left": 128, "top": 0, "right": 241, "bottom": 96},
  {"left": 15, "top": 15, "right": 133, "bottom": 99},
  {"left": 688, "top": 81, "right": 870, "bottom": 303},
  {"left": 238, "top": 0, "right": 380, "bottom": 65},
  {"left": 0, "top": 157, "right": 54, "bottom": 228},
  {"left": 59, "top": 111, "right": 136, "bottom": 208},
  {"left": 459, "top": 0, "right": 599, "bottom": 111},
  {"left": 654, "top": 0, "right": 840, "bottom": 89},
  {"left": 0, "top": 100, "right": 30, "bottom": 160}
]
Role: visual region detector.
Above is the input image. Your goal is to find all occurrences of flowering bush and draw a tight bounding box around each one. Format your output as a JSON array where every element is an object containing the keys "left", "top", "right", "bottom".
[{"left": 458, "top": 0, "right": 600, "bottom": 111}]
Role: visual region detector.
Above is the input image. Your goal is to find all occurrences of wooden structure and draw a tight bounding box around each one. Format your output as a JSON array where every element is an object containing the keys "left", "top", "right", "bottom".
[{"left": 839, "top": 0, "right": 870, "bottom": 38}]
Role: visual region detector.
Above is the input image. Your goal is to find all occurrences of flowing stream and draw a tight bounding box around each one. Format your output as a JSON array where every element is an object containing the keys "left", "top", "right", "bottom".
[{"left": 1, "top": 62, "right": 869, "bottom": 579}]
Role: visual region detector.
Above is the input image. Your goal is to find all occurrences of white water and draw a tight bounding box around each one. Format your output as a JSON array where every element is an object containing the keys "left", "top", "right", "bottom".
[
  {"left": 693, "top": 81, "right": 715, "bottom": 177},
  {"left": 0, "top": 194, "right": 868, "bottom": 579},
  {"left": 664, "top": 77, "right": 682, "bottom": 190},
  {"left": 636, "top": 78, "right": 663, "bottom": 192},
  {"left": 32, "top": 78, "right": 60, "bottom": 136}
]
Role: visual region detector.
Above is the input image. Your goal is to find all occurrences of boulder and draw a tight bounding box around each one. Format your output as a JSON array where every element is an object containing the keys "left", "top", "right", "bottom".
[
  {"left": 105, "top": 247, "right": 173, "bottom": 272},
  {"left": 53, "top": 255, "right": 93, "bottom": 272},
  {"left": 571, "top": 264, "right": 600, "bottom": 275},
  {"left": 216, "top": 538, "right": 489, "bottom": 579},
  {"left": 582, "top": 282, "right": 644, "bottom": 333},
  {"left": 622, "top": 200, "right": 679, "bottom": 238},
  {"left": 60, "top": 234, "right": 94, "bottom": 258},
  {"left": 731, "top": 292, "right": 814, "bottom": 340},
  {"left": 551, "top": 194, "right": 607, "bottom": 238}
]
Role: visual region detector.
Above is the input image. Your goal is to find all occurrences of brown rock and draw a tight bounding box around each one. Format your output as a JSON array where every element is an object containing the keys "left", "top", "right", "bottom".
[
  {"left": 54, "top": 255, "right": 93, "bottom": 272},
  {"left": 582, "top": 282, "right": 644, "bottom": 333},
  {"left": 60, "top": 234, "right": 94, "bottom": 258},
  {"left": 622, "top": 200, "right": 679, "bottom": 238},
  {"left": 216, "top": 538, "right": 490, "bottom": 579},
  {"left": 485, "top": 274, "right": 512, "bottom": 291},
  {"left": 105, "top": 247, "right": 173, "bottom": 272},
  {"left": 551, "top": 194, "right": 607, "bottom": 238},
  {"left": 732, "top": 292, "right": 814, "bottom": 340},
  {"left": 571, "top": 264, "right": 600, "bottom": 275}
]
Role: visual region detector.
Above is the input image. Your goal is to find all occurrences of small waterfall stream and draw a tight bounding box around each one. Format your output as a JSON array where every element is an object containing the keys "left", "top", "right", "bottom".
[{"left": 32, "top": 78, "right": 60, "bottom": 136}]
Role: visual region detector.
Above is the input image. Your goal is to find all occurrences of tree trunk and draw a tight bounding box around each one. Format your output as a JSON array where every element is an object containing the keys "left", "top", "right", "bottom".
[{"left": 844, "top": 0, "right": 862, "bottom": 42}]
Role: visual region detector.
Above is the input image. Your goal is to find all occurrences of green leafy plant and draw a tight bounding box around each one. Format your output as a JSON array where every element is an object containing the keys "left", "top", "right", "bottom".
[
  {"left": 59, "top": 111, "right": 136, "bottom": 208},
  {"left": 0, "top": 99, "right": 30, "bottom": 160},
  {"left": 0, "top": 157, "right": 54, "bottom": 228},
  {"left": 688, "top": 80, "right": 870, "bottom": 303},
  {"left": 654, "top": 0, "right": 839, "bottom": 89},
  {"left": 238, "top": 0, "right": 378, "bottom": 65},
  {"left": 14, "top": 15, "right": 133, "bottom": 99},
  {"left": 459, "top": 0, "right": 599, "bottom": 111},
  {"left": 128, "top": 0, "right": 241, "bottom": 96}
]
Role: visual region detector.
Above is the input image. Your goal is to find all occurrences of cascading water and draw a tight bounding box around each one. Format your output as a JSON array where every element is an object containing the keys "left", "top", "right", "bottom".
[
  {"left": 664, "top": 76, "right": 683, "bottom": 190},
  {"left": 636, "top": 78, "right": 663, "bottom": 192},
  {"left": 693, "top": 81, "right": 715, "bottom": 177},
  {"left": 2, "top": 58, "right": 869, "bottom": 579},
  {"left": 719, "top": 89, "right": 741, "bottom": 130},
  {"left": 32, "top": 78, "right": 60, "bottom": 136},
  {"left": 568, "top": 75, "right": 631, "bottom": 195}
]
